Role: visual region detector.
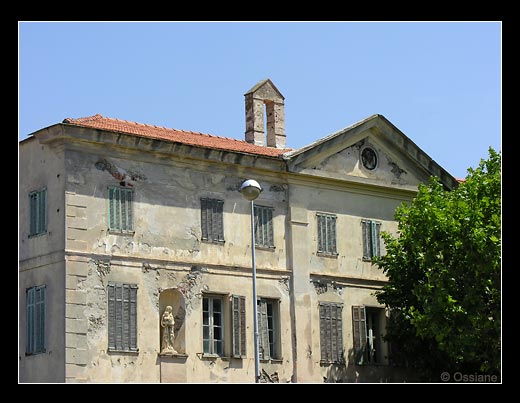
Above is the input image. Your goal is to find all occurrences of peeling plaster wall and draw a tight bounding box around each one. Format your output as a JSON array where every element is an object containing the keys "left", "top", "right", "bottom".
[
  {"left": 63, "top": 148, "right": 288, "bottom": 271},
  {"left": 312, "top": 138, "right": 423, "bottom": 188},
  {"left": 19, "top": 260, "right": 66, "bottom": 382},
  {"left": 19, "top": 138, "right": 66, "bottom": 382},
  {"left": 61, "top": 144, "right": 292, "bottom": 382},
  {"left": 19, "top": 138, "right": 66, "bottom": 261},
  {"left": 290, "top": 182, "right": 401, "bottom": 281},
  {"left": 287, "top": 179, "right": 407, "bottom": 382},
  {"left": 309, "top": 284, "right": 390, "bottom": 382}
]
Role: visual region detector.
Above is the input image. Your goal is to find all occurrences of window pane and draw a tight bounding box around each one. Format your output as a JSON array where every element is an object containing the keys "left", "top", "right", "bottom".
[
  {"left": 214, "top": 340, "right": 223, "bottom": 355},
  {"left": 203, "top": 298, "right": 209, "bottom": 312},
  {"left": 213, "top": 312, "right": 221, "bottom": 327},
  {"left": 213, "top": 298, "right": 221, "bottom": 313},
  {"left": 213, "top": 326, "right": 221, "bottom": 341},
  {"left": 203, "top": 340, "right": 210, "bottom": 354},
  {"left": 203, "top": 325, "right": 209, "bottom": 340}
]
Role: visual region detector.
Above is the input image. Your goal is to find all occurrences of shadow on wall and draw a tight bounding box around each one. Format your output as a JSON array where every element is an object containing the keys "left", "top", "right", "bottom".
[{"left": 323, "top": 348, "right": 419, "bottom": 383}]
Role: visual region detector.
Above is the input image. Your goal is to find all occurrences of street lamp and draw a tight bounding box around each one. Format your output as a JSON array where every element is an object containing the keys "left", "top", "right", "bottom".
[{"left": 239, "top": 179, "right": 262, "bottom": 383}]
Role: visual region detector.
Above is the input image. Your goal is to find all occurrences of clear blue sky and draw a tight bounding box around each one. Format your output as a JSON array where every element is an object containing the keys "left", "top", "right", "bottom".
[{"left": 19, "top": 22, "right": 501, "bottom": 179}]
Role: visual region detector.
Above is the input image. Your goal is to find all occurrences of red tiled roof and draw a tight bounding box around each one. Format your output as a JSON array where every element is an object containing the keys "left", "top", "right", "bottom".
[{"left": 62, "top": 114, "right": 292, "bottom": 158}]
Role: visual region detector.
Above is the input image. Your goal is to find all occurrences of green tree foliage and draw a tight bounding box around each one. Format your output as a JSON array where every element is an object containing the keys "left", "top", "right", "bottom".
[{"left": 374, "top": 148, "right": 501, "bottom": 380}]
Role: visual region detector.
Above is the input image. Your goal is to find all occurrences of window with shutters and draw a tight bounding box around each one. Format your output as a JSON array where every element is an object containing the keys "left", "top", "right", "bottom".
[
  {"left": 107, "top": 282, "right": 138, "bottom": 352},
  {"left": 203, "top": 296, "right": 224, "bottom": 356},
  {"left": 317, "top": 213, "right": 337, "bottom": 256},
  {"left": 257, "top": 298, "right": 281, "bottom": 360},
  {"left": 26, "top": 285, "right": 46, "bottom": 355},
  {"left": 200, "top": 198, "right": 224, "bottom": 243},
  {"left": 254, "top": 205, "right": 275, "bottom": 249},
  {"left": 108, "top": 186, "right": 134, "bottom": 233},
  {"left": 361, "top": 219, "right": 382, "bottom": 260},
  {"left": 352, "top": 306, "right": 384, "bottom": 365},
  {"left": 231, "top": 295, "right": 246, "bottom": 358},
  {"left": 29, "top": 188, "right": 47, "bottom": 237},
  {"left": 319, "top": 302, "right": 343, "bottom": 364}
]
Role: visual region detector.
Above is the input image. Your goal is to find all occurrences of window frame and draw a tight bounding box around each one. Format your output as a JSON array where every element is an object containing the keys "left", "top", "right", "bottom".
[
  {"left": 26, "top": 285, "right": 46, "bottom": 355},
  {"left": 107, "top": 282, "right": 138, "bottom": 353},
  {"left": 352, "top": 305, "right": 385, "bottom": 365},
  {"left": 319, "top": 302, "right": 343, "bottom": 364},
  {"left": 107, "top": 186, "right": 135, "bottom": 234},
  {"left": 317, "top": 212, "right": 338, "bottom": 256},
  {"left": 254, "top": 205, "right": 275, "bottom": 249},
  {"left": 202, "top": 295, "right": 225, "bottom": 357},
  {"left": 361, "top": 219, "right": 382, "bottom": 260},
  {"left": 28, "top": 188, "right": 47, "bottom": 237},
  {"left": 200, "top": 198, "right": 225, "bottom": 244},
  {"left": 257, "top": 298, "right": 281, "bottom": 361}
]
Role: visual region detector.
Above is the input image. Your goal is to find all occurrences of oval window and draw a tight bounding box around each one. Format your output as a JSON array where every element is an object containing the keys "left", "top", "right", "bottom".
[{"left": 361, "top": 147, "right": 378, "bottom": 170}]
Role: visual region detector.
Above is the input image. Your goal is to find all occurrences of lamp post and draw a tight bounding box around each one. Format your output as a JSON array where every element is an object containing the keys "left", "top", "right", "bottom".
[{"left": 239, "top": 179, "right": 262, "bottom": 383}]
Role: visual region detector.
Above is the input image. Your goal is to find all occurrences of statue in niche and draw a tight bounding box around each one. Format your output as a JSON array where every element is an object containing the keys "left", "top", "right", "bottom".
[{"left": 161, "top": 306, "right": 177, "bottom": 354}]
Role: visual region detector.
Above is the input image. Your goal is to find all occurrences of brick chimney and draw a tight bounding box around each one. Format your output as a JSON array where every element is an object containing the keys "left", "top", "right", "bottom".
[{"left": 244, "top": 79, "right": 286, "bottom": 148}]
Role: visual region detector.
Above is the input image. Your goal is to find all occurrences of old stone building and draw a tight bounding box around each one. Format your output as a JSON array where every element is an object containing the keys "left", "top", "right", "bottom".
[{"left": 19, "top": 79, "right": 458, "bottom": 383}]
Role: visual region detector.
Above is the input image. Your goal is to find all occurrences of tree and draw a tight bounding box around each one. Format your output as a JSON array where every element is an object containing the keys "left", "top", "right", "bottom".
[{"left": 374, "top": 148, "right": 501, "bottom": 380}]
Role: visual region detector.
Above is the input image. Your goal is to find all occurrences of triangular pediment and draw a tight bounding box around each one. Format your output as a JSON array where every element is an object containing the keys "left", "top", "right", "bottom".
[{"left": 284, "top": 115, "right": 458, "bottom": 191}]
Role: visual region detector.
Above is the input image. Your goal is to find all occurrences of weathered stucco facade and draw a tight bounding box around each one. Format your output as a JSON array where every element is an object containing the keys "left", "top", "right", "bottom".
[{"left": 19, "top": 79, "right": 458, "bottom": 383}]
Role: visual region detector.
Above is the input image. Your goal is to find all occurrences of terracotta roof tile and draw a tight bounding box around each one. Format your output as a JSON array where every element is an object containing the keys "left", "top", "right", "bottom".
[{"left": 62, "top": 114, "right": 291, "bottom": 158}]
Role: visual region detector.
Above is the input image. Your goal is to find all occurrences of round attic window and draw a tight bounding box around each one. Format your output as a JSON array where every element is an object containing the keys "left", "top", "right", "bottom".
[{"left": 361, "top": 146, "right": 378, "bottom": 170}]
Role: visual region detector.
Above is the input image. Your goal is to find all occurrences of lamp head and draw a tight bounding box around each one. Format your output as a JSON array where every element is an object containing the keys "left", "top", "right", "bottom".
[{"left": 239, "top": 179, "right": 262, "bottom": 201}]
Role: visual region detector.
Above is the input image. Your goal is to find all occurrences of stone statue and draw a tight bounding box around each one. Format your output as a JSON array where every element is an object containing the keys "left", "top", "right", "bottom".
[{"left": 161, "top": 306, "right": 177, "bottom": 354}]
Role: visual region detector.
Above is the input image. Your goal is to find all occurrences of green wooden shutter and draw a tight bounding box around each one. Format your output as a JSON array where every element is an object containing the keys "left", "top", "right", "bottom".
[
  {"left": 324, "top": 216, "right": 329, "bottom": 252},
  {"left": 317, "top": 215, "right": 323, "bottom": 252},
  {"left": 207, "top": 199, "right": 213, "bottom": 241},
  {"left": 370, "top": 221, "right": 376, "bottom": 258},
  {"left": 29, "top": 193, "right": 35, "bottom": 235},
  {"left": 331, "top": 304, "right": 342, "bottom": 362},
  {"left": 201, "top": 199, "right": 208, "bottom": 241},
  {"left": 232, "top": 295, "right": 246, "bottom": 357},
  {"left": 259, "top": 207, "right": 269, "bottom": 246},
  {"left": 122, "top": 284, "right": 130, "bottom": 351},
  {"left": 253, "top": 206, "right": 258, "bottom": 243},
  {"left": 352, "top": 306, "right": 367, "bottom": 365},
  {"left": 258, "top": 299, "right": 270, "bottom": 360},
  {"left": 267, "top": 208, "right": 274, "bottom": 247},
  {"left": 319, "top": 303, "right": 332, "bottom": 362},
  {"left": 115, "top": 188, "right": 121, "bottom": 231},
  {"left": 115, "top": 283, "right": 123, "bottom": 350},
  {"left": 374, "top": 222, "right": 381, "bottom": 257},
  {"left": 232, "top": 296, "right": 240, "bottom": 357},
  {"left": 362, "top": 220, "right": 370, "bottom": 259},
  {"left": 108, "top": 188, "right": 114, "bottom": 230},
  {"left": 319, "top": 303, "right": 326, "bottom": 362},
  {"left": 39, "top": 189, "right": 47, "bottom": 233},
  {"left": 329, "top": 216, "right": 337, "bottom": 254},
  {"left": 26, "top": 287, "right": 35, "bottom": 353},
  {"left": 332, "top": 304, "right": 338, "bottom": 362},
  {"left": 210, "top": 200, "right": 218, "bottom": 241},
  {"left": 107, "top": 283, "right": 115, "bottom": 350},
  {"left": 129, "top": 285, "right": 138, "bottom": 350},
  {"left": 216, "top": 200, "right": 224, "bottom": 241},
  {"left": 121, "top": 188, "right": 128, "bottom": 231},
  {"left": 126, "top": 190, "right": 133, "bottom": 231},
  {"left": 240, "top": 296, "right": 246, "bottom": 356},
  {"left": 35, "top": 286, "right": 46, "bottom": 353},
  {"left": 258, "top": 207, "right": 264, "bottom": 246}
]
